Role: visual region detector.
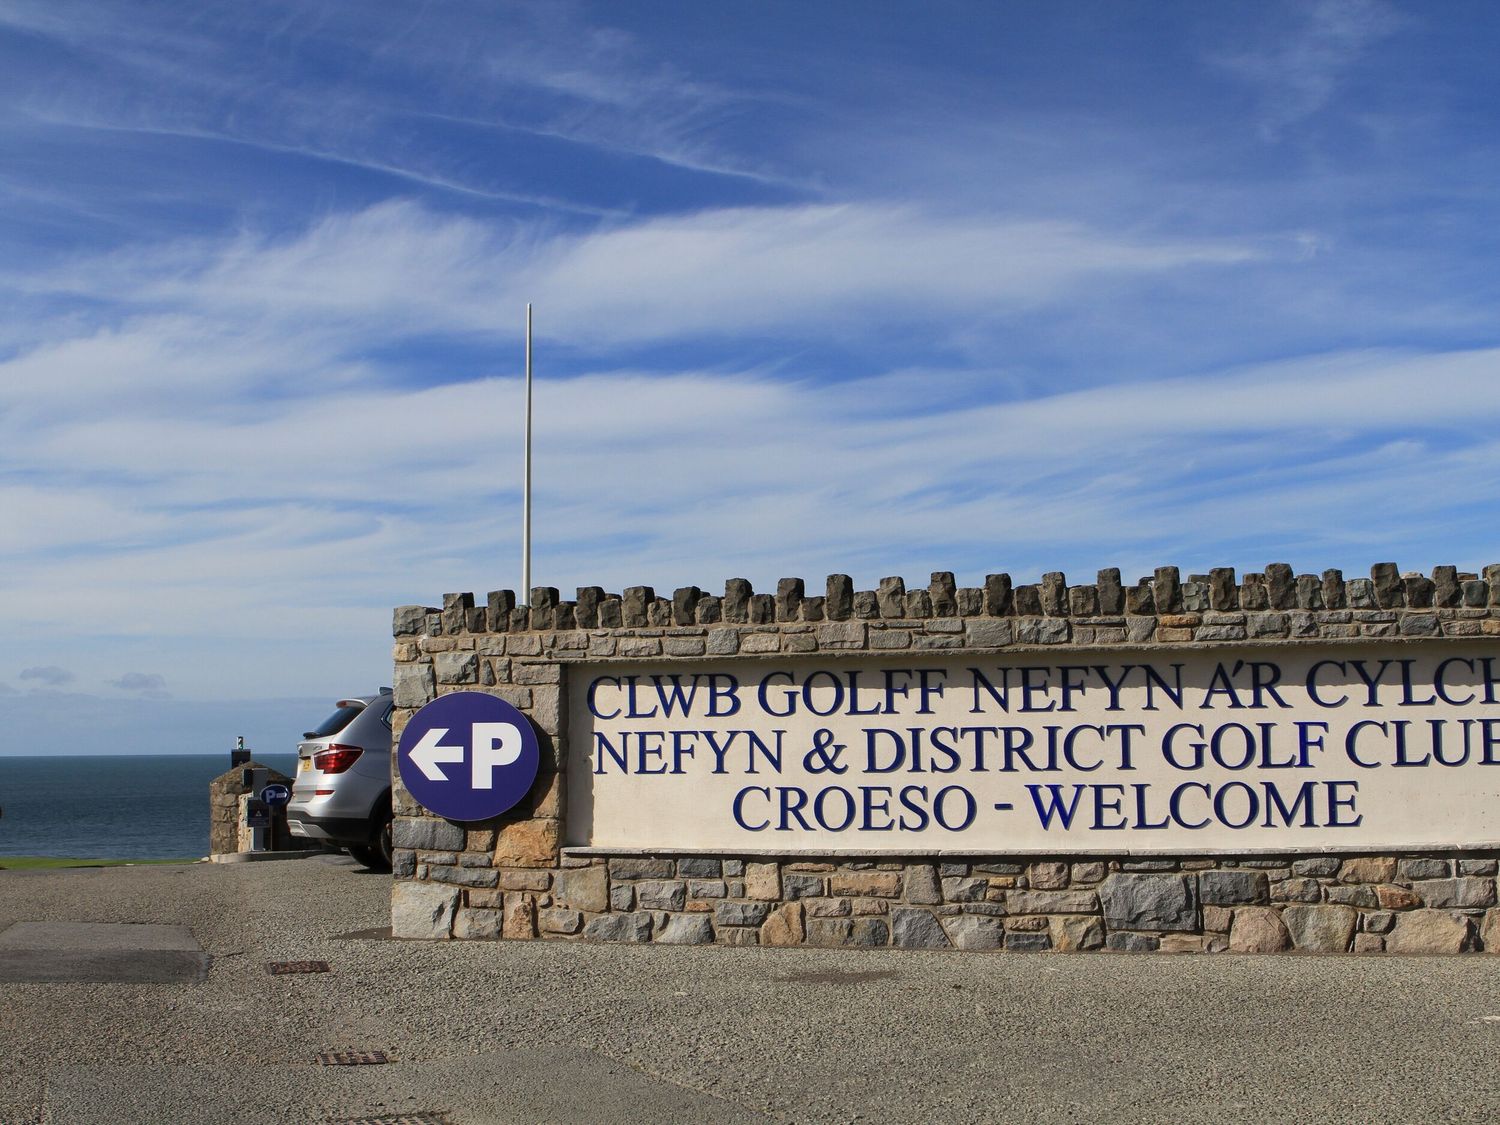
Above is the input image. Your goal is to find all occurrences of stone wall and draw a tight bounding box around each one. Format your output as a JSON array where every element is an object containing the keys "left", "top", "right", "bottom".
[
  {"left": 208, "top": 761, "right": 293, "bottom": 857},
  {"left": 390, "top": 562, "right": 1500, "bottom": 953}
]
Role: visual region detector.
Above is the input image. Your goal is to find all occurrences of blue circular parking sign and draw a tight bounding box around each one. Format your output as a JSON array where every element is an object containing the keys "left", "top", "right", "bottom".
[{"left": 398, "top": 691, "right": 540, "bottom": 822}]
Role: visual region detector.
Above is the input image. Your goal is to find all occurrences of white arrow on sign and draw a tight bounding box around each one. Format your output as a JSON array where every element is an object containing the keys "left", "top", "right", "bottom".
[{"left": 410, "top": 726, "right": 466, "bottom": 781}]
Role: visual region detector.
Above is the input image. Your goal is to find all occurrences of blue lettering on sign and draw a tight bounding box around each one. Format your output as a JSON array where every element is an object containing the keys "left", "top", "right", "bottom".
[{"left": 398, "top": 691, "right": 540, "bottom": 822}]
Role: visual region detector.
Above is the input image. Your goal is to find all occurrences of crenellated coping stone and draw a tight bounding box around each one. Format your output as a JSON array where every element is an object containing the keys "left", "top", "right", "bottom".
[{"left": 416, "top": 560, "right": 1495, "bottom": 641}]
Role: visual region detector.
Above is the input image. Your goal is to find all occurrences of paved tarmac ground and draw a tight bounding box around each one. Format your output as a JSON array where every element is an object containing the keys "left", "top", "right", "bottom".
[{"left": 3, "top": 856, "right": 1500, "bottom": 1124}]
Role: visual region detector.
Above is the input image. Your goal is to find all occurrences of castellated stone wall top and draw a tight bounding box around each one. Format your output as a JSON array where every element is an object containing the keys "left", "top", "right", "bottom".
[{"left": 393, "top": 562, "right": 1500, "bottom": 655}]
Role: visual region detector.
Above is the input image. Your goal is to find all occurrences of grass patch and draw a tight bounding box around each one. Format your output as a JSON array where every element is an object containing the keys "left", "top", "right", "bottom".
[{"left": 0, "top": 856, "right": 197, "bottom": 870}]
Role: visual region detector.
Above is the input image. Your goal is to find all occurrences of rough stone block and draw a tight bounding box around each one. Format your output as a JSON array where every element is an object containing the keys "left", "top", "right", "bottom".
[
  {"left": 783, "top": 873, "right": 825, "bottom": 899},
  {"left": 1028, "top": 861, "right": 1069, "bottom": 890},
  {"left": 1340, "top": 857, "right": 1396, "bottom": 884},
  {"left": 1385, "top": 909, "right": 1472, "bottom": 954},
  {"left": 1099, "top": 874, "right": 1198, "bottom": 932},
  {"left": 715, "top": 901, "right": 772, "bottom": 927},
  {"left": 1226, "top": 907, "right": 1290, "bottom": 953},
  {"left": 583, "top": 912, "right": 654, "bottom": 943},
  {"left": 608, "top": 857, "right": 676, "bottom": 880},
  {"left": 635, "top": 880, "right": 687, "bottom": 911},
  {"left": 394, "top": 817, "right": 466, "bottom": 853},
  {"left": 1005, "top": 931, "right": 1051, "bottom": 953},
  {"left": 1397, "top": 857, "right": 1451, "bottom": 880},
  {"left": 759, "top": 902, "right": 805, "bottom": 947},
  {"left": 1326, "top": 885, "right": 1378, "bottom": 908},
  {"left": 816, "top": 622, "right": 867, "bottom": 649},
  {"left": 502, "top": 893, "right": 537, "bottom": 939},
  {"left": 1050, "top": 916, "right": 1104, "bottom": 952},
  {"left": 1291, "top": 857, "right": 1340, "bottom": 878},
  {"left": 393, "top": 663, "right": 436, "bottom": 708},
  {"left": 1199, "top": 870, "right": 1269, "bottom": 906},
  {"left": 555, "top": 866, "right": 608, "bottom": 914},
  {"left": 493, "top": 817, "right": 559, "bottom": 868},
  {"left": 1070, "top": 862, "right": 1107, "bottom": 884},
  {"left": 453, "top": 908, "right": 503, "bottom": 940},
  {"left": 892, "top": 908, "right": 952, "bottom": 949},
  {"left": 1008, "top": 889, "right": 1098, "bottom": 914},
  {"left": 1283, "top": 904, "right": 1357, "bottom": 952},
  {"left": 830, "top": 871, "right": 901, "bottom": 898},
  {"left": 1415, "top": 877, "right": 1496, "bottom": 909},
  {"left": 391, "top": 882, "right": 459, "bottom": 940},
  {"left": 540, "top": 907, "right": 582, "bottom": 935},
  {"left": 1106, "top": 933, "right": 1159, "bottom": 953},
  {"left": 657, "top": 914, "right": 715, "bottom": 945},
  {"left": 807, "top": 917, "right": 890, "bottom": 947},
  {"left": 904, "top": 865, "right": 941, "bottom": 905}
]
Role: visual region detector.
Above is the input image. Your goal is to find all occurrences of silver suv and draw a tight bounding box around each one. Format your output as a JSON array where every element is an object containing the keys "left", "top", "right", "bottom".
[{"left": 286, "top": 690, "right": 394, "bottom": 870}]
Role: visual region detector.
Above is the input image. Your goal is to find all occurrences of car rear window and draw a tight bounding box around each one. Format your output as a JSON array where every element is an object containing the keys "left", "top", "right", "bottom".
[{"left": 306, "top": 703, "right": 364, "bottom": 738}]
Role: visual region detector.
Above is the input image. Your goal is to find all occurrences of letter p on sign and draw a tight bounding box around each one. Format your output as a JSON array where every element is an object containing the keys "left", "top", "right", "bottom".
[
  {"left": 398, "top": 691, "right": 541, "bottom": 821},
  {"left": 471, "top": 722, "right": 522, "bottom": 788}
]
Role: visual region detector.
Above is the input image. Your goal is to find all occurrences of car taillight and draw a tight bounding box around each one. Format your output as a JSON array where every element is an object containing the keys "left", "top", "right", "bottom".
[{"left": 314, "top": 745, "right": 363, "bottom": 773}]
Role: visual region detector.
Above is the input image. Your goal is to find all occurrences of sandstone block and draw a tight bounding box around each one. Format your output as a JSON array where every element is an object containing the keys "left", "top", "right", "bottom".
[
  {"left": 1228, "top": 906, "right": 1290, "bottom": 953},
  {"left": 1481, "top": 909, "right": 1500, "bottom": 952},
  {"left": 1050, "top": 916, "right": 1104, "bottom": 952},
  {"left": 539, "top": 908, "right": 582, "bottom": 935},
  {"left": 744, "top": 862, "right": 780, "bottom": 900},
  {"left": 493, "top": 818, "right": 559, "bottom": 868},
  {"left": 555, "top": 866, "right": 609, "bottom": 913},
  {"left": 391, "top": 883, "right": 459, "bottom": 940},
  {"left": 1283, "top": 904, "right": 1356, "bottom": 952},
  {"left": 760, "top": 902, "right": 806, "bottom": 947},
  {"left": 830, "top": 871, "right": 901, "bottom": 898},
  {"left": 452, "top": 908, "right": 503, "bottom": 940},
  {"left": 502, "top": 894, "right": 537, "bottom": 939},
  {"left": 1385, "top": 909, "right": 1471, "bottom": 954},
  {"left": 1340, "top": 857, "right": 1396, "bottom": 884}
]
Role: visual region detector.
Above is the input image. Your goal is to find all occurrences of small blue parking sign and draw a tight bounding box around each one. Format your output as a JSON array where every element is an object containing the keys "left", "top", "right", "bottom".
[
  {"left": 397, "top": 691, "right": 540, "bottom": 822},
  {"left": 260, "top": 783, "right": 291, "bottom": 808}
]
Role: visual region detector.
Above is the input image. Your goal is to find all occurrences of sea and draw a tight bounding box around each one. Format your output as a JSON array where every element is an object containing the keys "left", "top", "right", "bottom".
[{"left": 0, "top": 754, "right": 299, "bottom": 861}]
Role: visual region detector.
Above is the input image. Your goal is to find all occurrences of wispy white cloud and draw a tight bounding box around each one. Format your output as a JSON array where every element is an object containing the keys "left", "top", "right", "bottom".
[{"left": 1210, "top": 0, "right": 1404, "bottom": 140}]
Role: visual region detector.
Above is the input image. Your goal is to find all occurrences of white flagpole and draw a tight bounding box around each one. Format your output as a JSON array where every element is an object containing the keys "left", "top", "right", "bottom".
[{"left": 521, "top": 303, "right": 533, "bottom": 608}]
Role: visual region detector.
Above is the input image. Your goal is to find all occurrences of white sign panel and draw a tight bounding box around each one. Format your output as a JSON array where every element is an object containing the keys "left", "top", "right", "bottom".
[{"left": 566, "top": 646, "right": 1500, "bottom": 854}]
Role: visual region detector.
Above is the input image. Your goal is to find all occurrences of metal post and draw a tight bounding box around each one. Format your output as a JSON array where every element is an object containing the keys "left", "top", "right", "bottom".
[{"left": 521, "top": 302, "right": 533, "bottom": 607}]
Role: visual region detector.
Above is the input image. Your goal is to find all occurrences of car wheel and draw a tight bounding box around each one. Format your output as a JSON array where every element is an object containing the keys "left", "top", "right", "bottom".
[{"left": 358, "top": 807, "right": 393, "bottom": 873}]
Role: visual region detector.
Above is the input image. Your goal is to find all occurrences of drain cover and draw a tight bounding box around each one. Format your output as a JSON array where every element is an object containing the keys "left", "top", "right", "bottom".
[
  {"left": 267, "top": 959, "right": 331, "bottom": 974},
  {"left": 316, "top": 1050, "right": 392, "bottom": 1066}
]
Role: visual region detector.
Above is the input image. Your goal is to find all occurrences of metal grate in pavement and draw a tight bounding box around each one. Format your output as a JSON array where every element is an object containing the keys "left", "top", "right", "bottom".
[
  {"left": 315, "top": 1049, "right": 392, "bottom": 1066},
  {"left": 267, "top": 959, "right": 331, "bottom": 974}
]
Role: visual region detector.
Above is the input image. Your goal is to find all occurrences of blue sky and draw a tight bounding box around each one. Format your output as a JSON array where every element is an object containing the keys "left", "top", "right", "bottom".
[{"left": 3, "top": 0, "right": 1500, "bottom": 749}]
